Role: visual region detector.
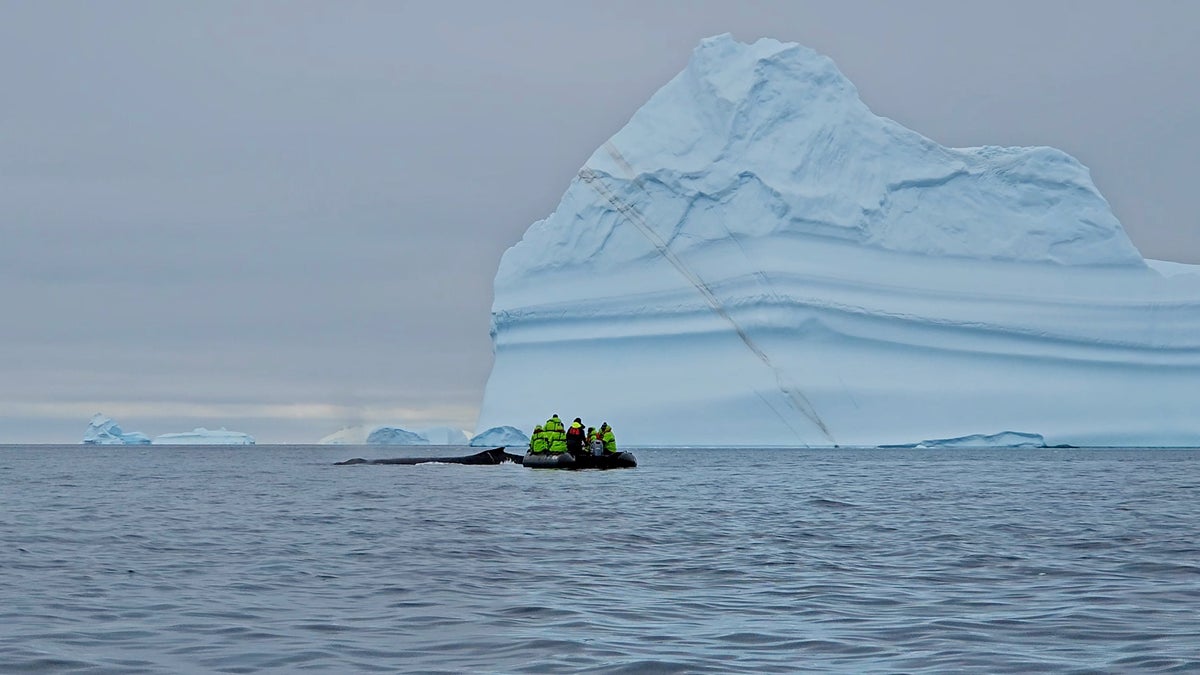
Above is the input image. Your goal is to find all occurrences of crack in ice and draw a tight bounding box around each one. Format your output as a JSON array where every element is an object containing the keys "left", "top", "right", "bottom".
[{"left": 580, "top": 143, "right": 836, "bottom": 445}]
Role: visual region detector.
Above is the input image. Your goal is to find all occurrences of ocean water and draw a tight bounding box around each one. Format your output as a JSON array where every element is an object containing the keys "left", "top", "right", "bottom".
[{"left": 2, "top": 445, "right": 1198, "bottom": 674}]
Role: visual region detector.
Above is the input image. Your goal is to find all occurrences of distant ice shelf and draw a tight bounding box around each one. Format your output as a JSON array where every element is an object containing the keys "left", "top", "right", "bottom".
[
  {"left": 881, "top": 431, "right": 1048, "bottom": 449},
  {"left": 153, "top": 428, "right": 255, "bottom": 445},
  {"left": 83, "top": 414, "right": 254, "bottom": 445}
]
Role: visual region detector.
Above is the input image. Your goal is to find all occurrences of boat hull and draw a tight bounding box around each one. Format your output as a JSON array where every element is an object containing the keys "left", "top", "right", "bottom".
[{"left": 522, "top": 451, "right": 637, "bottom": 470}]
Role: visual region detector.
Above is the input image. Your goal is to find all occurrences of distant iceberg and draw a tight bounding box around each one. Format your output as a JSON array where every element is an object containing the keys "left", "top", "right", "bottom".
[
  {"left": 318, "top": 426, "right": 370, "bottom": 444},
  {"left": 83, "top": 414, "right": 151, "bottom": 445},
  {"left": 882, "top": 431, "right": 1048, "bottom": 449},
  {"left": 418, "top": 426, "right": 470, "bottom": 445},
  {"left": 365, "top": 426, "right": 429, "bottom": 445},
  {"left": 320, "top": 424, "right": 471, "bottom": 445},
  {"left": 477, "top": 34, "right": 1200, "bottom": 448},
  {"left": 153, "top": 428, "right": 255, "bottom": 445},
  {"left": 469, "top": 425, "right": 530, "bottom": 447}
]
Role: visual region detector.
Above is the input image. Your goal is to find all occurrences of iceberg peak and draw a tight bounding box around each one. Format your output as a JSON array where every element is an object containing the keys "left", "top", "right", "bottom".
[
  {"left": 499, "top": 34, "right": 1142, "bottom": 283},
  {"left": 686, "top": 34, "right": 850, "bottom": 109}
]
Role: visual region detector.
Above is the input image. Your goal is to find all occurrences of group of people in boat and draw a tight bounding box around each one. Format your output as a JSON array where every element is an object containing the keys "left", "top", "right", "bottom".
[{"left": 529, "top": 414, "right": 618, "bottom": 457}]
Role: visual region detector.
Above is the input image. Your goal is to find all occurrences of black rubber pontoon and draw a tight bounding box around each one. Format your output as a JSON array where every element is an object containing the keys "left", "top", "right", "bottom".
[
  {"left": 522, "top": 451, "right": 637, "bottom": 470},
  {"left": 335, "top": 447, "right": 523, "bottom": 465}
]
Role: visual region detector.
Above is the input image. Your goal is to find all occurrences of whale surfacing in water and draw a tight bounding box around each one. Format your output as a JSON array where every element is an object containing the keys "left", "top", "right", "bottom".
[{"left": 335, "top": 447, "right": 522, "bottom": 466}]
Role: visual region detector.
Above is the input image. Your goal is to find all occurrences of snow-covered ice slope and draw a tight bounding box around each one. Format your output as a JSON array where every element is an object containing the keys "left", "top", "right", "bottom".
[{"left": 478, "top": 35, "right": 1200, "bottom": 448}]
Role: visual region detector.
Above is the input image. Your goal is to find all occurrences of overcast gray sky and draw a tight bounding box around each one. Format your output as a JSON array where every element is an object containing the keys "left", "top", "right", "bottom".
[{"left": 2, "top": 1, "right": 1197, "bottom": 443}]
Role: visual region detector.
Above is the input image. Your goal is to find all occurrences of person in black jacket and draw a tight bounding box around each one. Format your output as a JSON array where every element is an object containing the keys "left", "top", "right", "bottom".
[{"left": 565, "top": 417, "right": 587, "bottom": 457}]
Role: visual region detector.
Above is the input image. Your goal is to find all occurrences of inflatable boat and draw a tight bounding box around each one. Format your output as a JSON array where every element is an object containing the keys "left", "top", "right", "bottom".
[
  {"left": 522, "top": 450, "right": 637, "bottom": 470},
  {"left": 335, "top": 447, "right": 636, "bottom": 470}
]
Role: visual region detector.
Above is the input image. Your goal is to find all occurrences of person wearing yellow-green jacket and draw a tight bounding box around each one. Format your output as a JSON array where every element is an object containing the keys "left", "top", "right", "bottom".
[
  {"left": 529, "top": 425, "right": 549, "bottom": 454},
  {"left": 600, "top": 422, "right": 617, "bottom": 454},
  {"left": 544, "top": 414, "right": 568, "bottom": 453}
]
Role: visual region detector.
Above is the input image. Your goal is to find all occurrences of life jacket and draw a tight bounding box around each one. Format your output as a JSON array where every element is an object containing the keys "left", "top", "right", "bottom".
[{"left": 602, "top": 429, "right": 616, "bottom": 453}]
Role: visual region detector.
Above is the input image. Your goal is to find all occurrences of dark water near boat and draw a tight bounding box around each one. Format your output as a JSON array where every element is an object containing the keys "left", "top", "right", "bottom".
[{"left": 2, "top": 445, "right": 1198, "bottom": 673}]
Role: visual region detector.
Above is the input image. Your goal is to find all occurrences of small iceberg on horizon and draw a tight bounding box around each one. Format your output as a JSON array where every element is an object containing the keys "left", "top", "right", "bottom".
[
  {"left": 417, "top": 426, "right": 470, "bottom": 445},
  {"left": 319, "top": 424, "right": 472, "bottom": 445},
  {"left": 469, "top": 425, "right": 530, "bottom": 447},
  {"left": 153, "top": 428, "right": 255, "bottom": 445},
  {"left": 881, "top": 431, "right": 1049, "bottom": 449},
  {"left": 83, "top": 413, "right": 151, "bottom": 445},
  {"left": 365, "top": 426, "right": 430, "bottom": 445}
]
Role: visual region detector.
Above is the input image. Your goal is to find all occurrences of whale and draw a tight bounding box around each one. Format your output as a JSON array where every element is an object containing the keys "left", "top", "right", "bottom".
[{"left": 335, "top": 447, "right": 523, "bottom": 466}]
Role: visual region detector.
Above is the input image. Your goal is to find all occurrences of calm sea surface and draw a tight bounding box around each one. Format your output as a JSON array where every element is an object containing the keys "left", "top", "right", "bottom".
[{"left": 2, "top": 445, "right": 1198, "bottom": 673}]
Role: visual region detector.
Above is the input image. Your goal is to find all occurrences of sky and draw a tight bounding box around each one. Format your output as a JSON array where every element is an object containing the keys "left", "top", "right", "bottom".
[{"left": 2, "top": 1, "right": 1198, "bottom": 443}]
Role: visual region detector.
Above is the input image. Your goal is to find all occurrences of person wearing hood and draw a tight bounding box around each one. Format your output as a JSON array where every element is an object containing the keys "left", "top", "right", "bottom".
[
  {"left": 565, "top": 417, "right": 587, "bottom": 457},
  {"left": 529, "top": 425, "right": 549, "bottom": 454},
  {"left": 544, "top": 414, "right": 567, "bottom": 454},
  {"left": 600, "top": 423, "right": 617, "bottom": 455}
]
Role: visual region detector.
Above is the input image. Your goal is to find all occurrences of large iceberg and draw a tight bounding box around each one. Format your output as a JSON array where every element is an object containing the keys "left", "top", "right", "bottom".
[
  {"left": 477, "top": 34, "right": 1200, "bottom": 448},
  {"left": 153, "top": 428, "right": 255, "bottom": 445},
  {"left": 82, "top": 414, "right": 151, "bottom": 445}
]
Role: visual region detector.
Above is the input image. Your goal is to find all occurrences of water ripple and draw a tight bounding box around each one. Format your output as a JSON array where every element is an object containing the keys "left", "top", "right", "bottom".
[{"left": 1, "top": 445, "right": 1198, "bottom": 672}]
